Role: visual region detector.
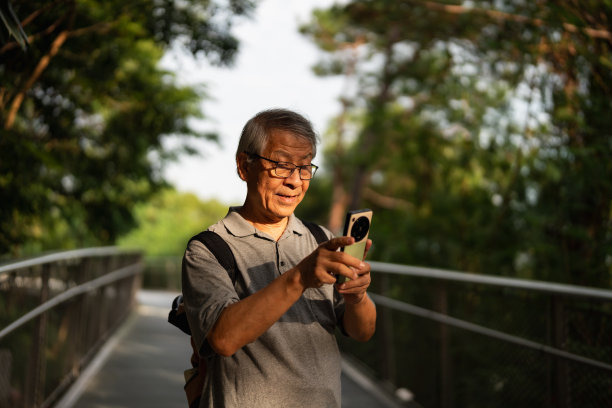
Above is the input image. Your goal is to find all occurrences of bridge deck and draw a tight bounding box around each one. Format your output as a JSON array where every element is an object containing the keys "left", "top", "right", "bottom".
[{"left": 56, "top": 290, "right": 402, "bottom": 408}]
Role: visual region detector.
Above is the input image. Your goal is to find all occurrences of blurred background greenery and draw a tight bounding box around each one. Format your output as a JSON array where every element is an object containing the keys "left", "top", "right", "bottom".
[
  {"left": 2, "top": 3, "right": 611, "bottom": 406},
  {"left": 1, "top": 0, "right": 610, "bottom": 290}
]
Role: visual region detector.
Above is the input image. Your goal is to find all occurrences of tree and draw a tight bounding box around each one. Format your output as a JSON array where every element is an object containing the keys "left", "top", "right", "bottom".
[
  {"left": 0, "top": 0, "right": 255, "bottom": 256},
  {"left": 302, "top": 2, "right": 612, "bottom": 405},
  {"left": 301, "top": 1, "right": 521, "bottom": 274},
  {"left": 302, "top": 0, "right": 612, "bottom": 286}
]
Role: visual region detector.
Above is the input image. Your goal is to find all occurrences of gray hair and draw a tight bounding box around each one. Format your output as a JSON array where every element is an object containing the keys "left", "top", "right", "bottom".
[{"left": 236, "top": 109, "right": 319, "bottom": 162}]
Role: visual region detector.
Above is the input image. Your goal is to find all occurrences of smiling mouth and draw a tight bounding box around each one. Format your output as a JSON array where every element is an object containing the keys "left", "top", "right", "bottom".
[{"left": 277, "top": 193, "right": 299, "bottom": 201}]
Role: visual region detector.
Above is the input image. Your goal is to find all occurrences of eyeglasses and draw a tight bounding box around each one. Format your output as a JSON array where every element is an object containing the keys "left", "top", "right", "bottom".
[{"left": 248, "top": 153, "right": 318, "bottom": 180}]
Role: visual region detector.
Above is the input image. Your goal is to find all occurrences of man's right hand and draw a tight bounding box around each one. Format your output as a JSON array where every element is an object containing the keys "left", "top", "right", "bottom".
[{"left": 294, "top": 237, "right": 364, "bottom": 290}]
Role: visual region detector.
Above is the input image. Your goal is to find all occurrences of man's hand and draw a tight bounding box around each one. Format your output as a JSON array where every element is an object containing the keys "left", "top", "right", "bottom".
[
  {"left": 334, "top": 238, "right": 375, "bottom": 341},
  {"left": 335, "top": 239, "right": 372, "bottom": 304},
  {"left": 294, "top": 237, "right": 364, "bottom": 290}
]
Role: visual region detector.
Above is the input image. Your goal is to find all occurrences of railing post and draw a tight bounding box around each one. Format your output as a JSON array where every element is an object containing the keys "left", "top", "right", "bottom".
[
  {"left": 0, "top": 350, "right": 11, "bottom": 407},
  {"left": 550, "top": 295, "right": 569, "bottom": 408},
  {"left": 26, "top": 264, "right": 50, "bottom": 408},
  {"left": 435, "top": 282, "right": 451, "bottom": 408},
  {"left": 379, "top": 273, "right": 396, "bottom": 385}
]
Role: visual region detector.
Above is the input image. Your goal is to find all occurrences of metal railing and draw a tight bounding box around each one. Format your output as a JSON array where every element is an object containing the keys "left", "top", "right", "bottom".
[
  {"left": 338, "top": 262, "right": 612, "bottom": 408},
  {"left": 30, "top": 250, "right": 608, "bottom": 408},
  {"left": 0, "top": 248, "right": 142, "bottom": 408}
]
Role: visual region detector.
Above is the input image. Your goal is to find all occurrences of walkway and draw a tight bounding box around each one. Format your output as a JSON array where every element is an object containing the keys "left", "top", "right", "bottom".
[{"left": 56, "top": 290, "right": 403, "bottom": 408}]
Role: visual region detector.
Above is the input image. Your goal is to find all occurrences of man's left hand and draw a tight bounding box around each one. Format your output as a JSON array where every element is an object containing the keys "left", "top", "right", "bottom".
[{"left": 335, "top": 239, "right": 372, "bottom": 304}]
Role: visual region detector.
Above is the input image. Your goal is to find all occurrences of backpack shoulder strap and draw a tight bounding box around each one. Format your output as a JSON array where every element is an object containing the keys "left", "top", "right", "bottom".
[
  {"left": 169, "top": 231, "right": 237, "bottom": 334},
  {"left": 189, "top": 230, "right": 237, "bottom": 285},
  {"left": 171, "top": 230, "right": 237, "bottom": 408},
  {"left": 302, "top": 220, "right": 328, "bottom": 245}
]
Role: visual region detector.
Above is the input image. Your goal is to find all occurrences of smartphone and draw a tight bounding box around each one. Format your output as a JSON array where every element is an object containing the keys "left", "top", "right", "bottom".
[{"left": 337, "top": 209, "right": 373, "bottom": 284}]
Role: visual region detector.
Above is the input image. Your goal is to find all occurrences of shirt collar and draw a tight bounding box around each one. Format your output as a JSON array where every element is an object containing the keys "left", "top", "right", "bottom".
[
  {"left": 222, "top": 207, "right": 308, "bottom": 240},
  {"left": 222, "top": 207, "right": 256, "bottom": 238},
  {"left": 286, "top": 213, "right": 309, "bottom": 238}
]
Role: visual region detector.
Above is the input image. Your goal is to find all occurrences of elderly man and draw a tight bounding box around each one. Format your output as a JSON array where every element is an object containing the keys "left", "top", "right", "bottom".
[{"left": 182, "top": 108, "right": 376, "bottom": 407}]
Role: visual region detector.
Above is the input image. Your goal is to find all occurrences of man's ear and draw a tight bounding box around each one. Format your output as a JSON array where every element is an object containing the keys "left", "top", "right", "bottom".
[{"left": 236, "top": 152, "right": 249, "bottom": 181}]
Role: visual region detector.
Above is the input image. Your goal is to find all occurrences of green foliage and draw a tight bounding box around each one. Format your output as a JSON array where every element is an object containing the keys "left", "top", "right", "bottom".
[
  {"left": 303, "top": 1, "right": 612, "bottom": 406},
  {"left": 302, "top": 0, "right": 612, "bottom": 287},
  {"left": 0, "top": 0, "right": 254, "bottom": 257},
  {"left": 117, "top": 188, "right": 227, "bottom": 256}
]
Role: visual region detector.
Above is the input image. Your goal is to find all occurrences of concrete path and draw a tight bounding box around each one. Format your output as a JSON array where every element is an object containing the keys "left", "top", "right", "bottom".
[{"left": 56, "top": 290, "right": 403, "bottom": 408}]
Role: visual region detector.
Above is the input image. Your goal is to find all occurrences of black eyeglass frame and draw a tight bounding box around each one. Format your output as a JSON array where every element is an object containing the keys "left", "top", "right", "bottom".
[{"left": 248, "top": 152, "right": 318, "bottom": 180}]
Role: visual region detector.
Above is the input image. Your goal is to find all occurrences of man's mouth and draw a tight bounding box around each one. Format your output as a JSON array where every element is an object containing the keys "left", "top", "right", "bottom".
[{"left": 277, "top": 192, "right": 299, "bottom": 202}]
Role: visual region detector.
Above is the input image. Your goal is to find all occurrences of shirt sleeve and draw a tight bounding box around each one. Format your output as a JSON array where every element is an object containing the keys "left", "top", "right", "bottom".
[{"left": 181, "top": 239, "right": 240, "bottom": 357}]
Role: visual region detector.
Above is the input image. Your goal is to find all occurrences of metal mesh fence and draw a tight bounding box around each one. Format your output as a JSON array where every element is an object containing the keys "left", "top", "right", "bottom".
[
  {"left": 338, "top": 272, "right": 612, "bottom": 408},
  {"left": 0, "top": 250, "right": 142, "bottom": 408}
]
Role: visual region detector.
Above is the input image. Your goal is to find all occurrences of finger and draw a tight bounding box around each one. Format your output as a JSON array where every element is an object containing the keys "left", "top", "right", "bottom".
[
  {"left": 323, "top": 236, "right": 355, "bottom": 251},
  {"left": 313, "top": 256, "right": 352, "bottom": 282},
  {"left": 318, "top": 250, "right": 365, "bottom": 280},
  {"left": 331, "top": 264, "right": 359, "bottom": 281},
  {"left": 337, "top": 272, "right": 370, "bottom": 289},
  {"left": 362, "top": 239, "right": 373, "bottom": 260},
  {"left": 315, "top": 260, "right": 343, "bottom": 284},
  {"left": 337, "top": 283, "right": 370, "bottom": 297},
  {"left": 337, "top": 282, "right": 369, "bottom": 295},
  {"left": 321, "top": 273, "right": 339, "bottom": 286},
  {"left": 330, "top": 249, "right": 366, "bottom": 269},
  {"left": 353, "top": 261, "right": 371, "bottom": 276}
]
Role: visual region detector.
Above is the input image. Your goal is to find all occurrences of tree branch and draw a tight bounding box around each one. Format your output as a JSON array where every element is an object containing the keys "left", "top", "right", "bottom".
[
  {"left": 4, "top": 29, "right": 70, "bottom": 130},
  {"left": 3, "top": 1, "right": 77, "bottom": 130},
  {"left": 3, "top": 11, "right": 114, "bottom": 130},
  {"left": 0, "top": 88, "right": 6, "bottom": 111},
  {"left": 67, "top": 21, "right": 113, "bottom": 38},
  {"left": 22, "top": 0, "right": 71, "bottom": 27},
  {"left": 0, "top": 12, "right": 69, "bottom": 54},
  {"left": 363, "top": 187, "right": 414, "bottom": 211},
  {"left": 412, "top": 0, "right": 612, "bottom": 43}
]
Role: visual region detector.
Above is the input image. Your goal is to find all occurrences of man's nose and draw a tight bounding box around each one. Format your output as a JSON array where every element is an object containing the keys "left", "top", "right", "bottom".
[{"left": 284, "top": 168, "right": 303, "bottom": 186}]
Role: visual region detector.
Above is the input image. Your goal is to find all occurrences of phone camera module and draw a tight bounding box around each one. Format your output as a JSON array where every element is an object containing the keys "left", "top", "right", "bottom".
[{"left": 350, "top": 216, "right": 370, "bottom": 242}]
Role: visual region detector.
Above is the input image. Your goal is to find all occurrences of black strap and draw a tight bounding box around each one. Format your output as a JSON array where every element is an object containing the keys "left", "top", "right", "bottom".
[
  {"left": 189, "top": 230, "right": 237, "bottom": 285},
  {"left": 169, "top": 231, "right": 237, "bottom": 335},
  {"left": 302, "top": 220, "right": 328, "bottom": 245}
]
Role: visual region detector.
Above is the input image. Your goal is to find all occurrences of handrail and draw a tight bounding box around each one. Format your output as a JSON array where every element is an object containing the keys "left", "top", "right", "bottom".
[
  {"left": 0, "top": 262, "right": 141, "bottom": 340},
  {"left": 370, "top": 261, "right": 612, "bottom": 300},
  {"left": 0, "top": 247, "right": 142, "bottom": 408},
  {"left": 359, "top": 262, "right": 612, "bottom": 408},
  {"left": 0, "top": 246, "right": 127, "bottom": 275},
  {"left": 369, "top": 293, "right": 612, "bottom": 373}
]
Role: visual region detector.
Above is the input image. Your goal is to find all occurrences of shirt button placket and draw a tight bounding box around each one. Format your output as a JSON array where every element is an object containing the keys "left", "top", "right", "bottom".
[{"left": 276, "top": 242, "right": 285, "bottom": 273}]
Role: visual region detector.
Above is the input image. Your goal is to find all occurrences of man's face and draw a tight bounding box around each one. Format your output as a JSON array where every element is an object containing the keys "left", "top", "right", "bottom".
[{"left": 242, "top": 129, "right": 313, "bottom": 223}]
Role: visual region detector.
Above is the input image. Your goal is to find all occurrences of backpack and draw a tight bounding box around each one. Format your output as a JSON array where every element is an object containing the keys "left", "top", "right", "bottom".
[{"left": 168, "top": 221, "right": 328, "bottom": 408}]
